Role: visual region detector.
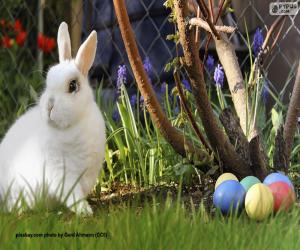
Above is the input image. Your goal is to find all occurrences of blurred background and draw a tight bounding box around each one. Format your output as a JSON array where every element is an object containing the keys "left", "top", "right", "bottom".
[{"left": 0, "top": 0, "right": 299, "bottom": 128}]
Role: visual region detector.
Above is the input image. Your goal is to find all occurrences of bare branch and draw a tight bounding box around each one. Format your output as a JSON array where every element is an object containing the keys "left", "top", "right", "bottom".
[
  {"left": 274, "top": 125, "right": 288, "bottom": 173},
  {"left": 249, "top": 135, "right": 268, "bottom": 180},
  {"left": 190, "top": 17, "right": 236, "bottom": 33},
  {"left": 113, "top": 0, "right": 209, "bottom": 161},
  {"left": 174, "top": 0, "right": 252, "bottom": 178},
  {"left": 219, "top": 108, "right": 250, "bottom": 165},
  {"left": 174, "top": 70, "right": 212, "bottom": 154},
  {"left": 214, "top": 22, "right": 253, "bottom": 138},
  {"left": 284, "top": 61, "right": 300, "bottom": 160},
  {"left": 195, "top": 0, "right": 221, "bottom": 39}
]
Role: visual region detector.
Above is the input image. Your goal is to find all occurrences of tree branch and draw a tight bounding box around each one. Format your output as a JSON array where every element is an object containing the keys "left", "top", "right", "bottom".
[
  {"left": 284, "top": 61, "right": 300, "bottom": 160},
  {"left": 195, "top": 0, "right": 220, "bottom": 39},
  {"left": 249, "top": 135, "right": 268, "bottom": 180},
  {"left": 189, "top": 17, "right": 235, "bottom": 33},
  {"left": 174, "top": 70, "right": 212, "bottom": 154},
  {"left": 219, "top": 108, "right": 250, "bottom": 165},
  {"left": 174, "top": 0, "right": 252, "bottom": 178},
  {"left": 212, "top": 18, "right": 269, "bottom": 178},
  {"left": 274, "top": 125, "right": 288, "bottom": 173},
  {"left": 213, "top": 20, "right": 254, "bottom": 138},
  {"left": 113, "top": 0, "right": 209, "bottom": 161}
]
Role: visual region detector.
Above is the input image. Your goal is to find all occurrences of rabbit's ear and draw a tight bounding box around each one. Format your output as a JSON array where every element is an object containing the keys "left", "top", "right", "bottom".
[
  {"left": 75, "top": 31, "right": 97, "bottom": 76},
  {"left": 57, "top": 22, "right": 72, "bottom": 62}
]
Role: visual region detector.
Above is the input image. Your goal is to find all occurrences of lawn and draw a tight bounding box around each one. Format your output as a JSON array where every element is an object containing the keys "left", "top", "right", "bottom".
[{"left": 1, "top": 198, "right": 300, "bottom": 250}]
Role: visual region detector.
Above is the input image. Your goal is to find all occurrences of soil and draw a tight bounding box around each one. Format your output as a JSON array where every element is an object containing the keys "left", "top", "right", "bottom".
[
  {"left": 88, "top": 180, "right": 215, "bottom": 213},
  {"left": 88, "top": 180, "right": 300, "bottom": 214}
]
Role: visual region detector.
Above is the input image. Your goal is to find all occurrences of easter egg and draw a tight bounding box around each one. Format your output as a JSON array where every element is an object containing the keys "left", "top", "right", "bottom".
[
  {"left": 245, "top": 183, "right": 274, "bottom": 221},
  {"left": 215, "top": 173, "right": 238, "bottom": 190},
  {"left": 240, "top": 176, "right": 261, "bottom": 192},
  {"left": 268, "top": 181, "right": 295, "bottom": 212},
  {"left": 213, "top": 180, "right": 246, "bottom": 215},
  {"left": 263, "top": 172, "right": 293, "bottom": 188}
]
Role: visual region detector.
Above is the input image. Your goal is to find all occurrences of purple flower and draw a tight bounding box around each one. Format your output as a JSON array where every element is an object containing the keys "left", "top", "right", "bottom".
[
  {"left": 143, "top": 57, "right": 152, "bottom": 74},
  {"left": 182, "top": 79, "right": 191, "bottom": 92},
  {"left": 143, "top": 57, "right": 152, "bottom": 84},
  {"left": 262, "top": 79, "right": 269, "bottom": 104},
  {"left": 206, "top": 55, "right": 215, "bottom": 73},
  {"left": 140, "top": 95, "right": 144, "bottom": 107},
  {"left": 298, "top": 117, "right": 300, "bottom": 124},
  {"left": 117, "top": 64, "right": 127, "bottom": 90},
  {"left": 214, "top": 64, "right": 224, "bottom": 88},
  {"left": 161, "top": 82, "right": 167, "bottom": 94},
  {"left": 253, "top": 28, "right": 264, "bottom": 57},
  {"left": 130, "top": 94, "right": 137, "bottom": 106},
  {"left": 112, "top": 108, "right": 120, "bottom": 122}
]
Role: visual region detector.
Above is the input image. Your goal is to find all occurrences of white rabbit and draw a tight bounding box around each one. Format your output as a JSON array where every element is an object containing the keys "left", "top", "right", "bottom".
[{"left": 0, "top": 22, "right": 105, "bottom": 214}]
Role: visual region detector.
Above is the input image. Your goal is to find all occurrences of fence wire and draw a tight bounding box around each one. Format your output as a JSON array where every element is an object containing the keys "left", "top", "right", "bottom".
[{"left": 0, "top": 0, "right": 299, "bottom": 113}]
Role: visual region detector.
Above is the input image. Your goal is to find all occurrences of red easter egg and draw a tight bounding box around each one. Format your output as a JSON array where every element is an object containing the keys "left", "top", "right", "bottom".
[{"left": 268, "top": 181, "right": 295, "bottom": 212}]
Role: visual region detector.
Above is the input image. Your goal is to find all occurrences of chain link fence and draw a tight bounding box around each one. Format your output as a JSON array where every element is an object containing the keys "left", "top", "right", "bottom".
[{"left": 0, "top": 0, "right": 299, "bottom": 133}]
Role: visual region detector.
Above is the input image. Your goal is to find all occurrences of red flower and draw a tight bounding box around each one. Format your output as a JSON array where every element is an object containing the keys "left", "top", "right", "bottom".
[
  {"left": 16, "top": 31, "right": 27, "bottom": 46},
  {"left": 37, "top": 33, "right": 56, "bottom": 53},
  {"left": 14, "top": 19, "right": 23, "bottom": 32},
  {"left": 1, "top": 36, "right": 14, "bottom": 48},
  {"left": 0, "top": 19, "right": 5, "bottom": 27}
]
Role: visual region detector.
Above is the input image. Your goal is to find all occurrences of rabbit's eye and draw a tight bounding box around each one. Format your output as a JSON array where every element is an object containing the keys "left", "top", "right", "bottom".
[{"left": 69, "top": 79, "right": 79, "bottom": 93}]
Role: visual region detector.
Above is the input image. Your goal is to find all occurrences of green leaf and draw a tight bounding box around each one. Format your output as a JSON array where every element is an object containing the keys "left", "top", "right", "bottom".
[{"left": 271, "top": 108, "right": 283, "bottom": 132}]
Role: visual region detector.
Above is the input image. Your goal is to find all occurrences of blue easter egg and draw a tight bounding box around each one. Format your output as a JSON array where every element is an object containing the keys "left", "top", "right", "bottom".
[
  {"left": 213, "top": 180, "right": 246, "bottom": 215},
  {"left": 263, "top": 172, "right": 293, "bottom": 188}
]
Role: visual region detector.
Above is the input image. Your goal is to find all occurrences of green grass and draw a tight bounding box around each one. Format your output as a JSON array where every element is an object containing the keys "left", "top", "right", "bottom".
[{"left": 1, "top": 201, "right": 300, "bottom": 250}]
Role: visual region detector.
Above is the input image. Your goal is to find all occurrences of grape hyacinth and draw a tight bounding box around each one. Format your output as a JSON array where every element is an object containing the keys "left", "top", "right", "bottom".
[
  {"left": 214, "top": 64, "right": 224, "bottom": 88},
  {"left": 182, "top": 79, "right": 191, "bottom": 92},
  {"left": 143, "top": 57, "right": 152, "bottom": 84},
  {"left": 140, "top": 95, "right": 144, "bottom": 107},
  {"left": 161, "top": 82, "right": 167, "bottom": 94},
  {"left": 253, "top": 28, "right": 264, "bottom": 57},
  {"left": 130, "top": 94, "right": 137, "bottom": 107},
  {"left": 117, "top": 64, "right": 127, "bottom": 91},
  {"left": 262, "top": 79, "right": 269, "bottom": 104},
  {"left": 206, "top": 55, "right": 215, "bottom": 73},
  {"left": 143, "top": 57, "right": 152, "bottom": 74},
  {"left": 112, "top": 108, "right": 120, "bottom": 122}
]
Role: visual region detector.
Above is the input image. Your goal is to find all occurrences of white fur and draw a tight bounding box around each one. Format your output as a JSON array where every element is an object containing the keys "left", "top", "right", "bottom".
[{"left": 0, "top": 23, "right": 105, "bottom": 214}]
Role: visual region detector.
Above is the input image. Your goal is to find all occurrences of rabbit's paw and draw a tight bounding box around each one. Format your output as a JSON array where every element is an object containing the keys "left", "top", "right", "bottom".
[{"left": 71, "top": 200, "right": 93, "bottom": 215}]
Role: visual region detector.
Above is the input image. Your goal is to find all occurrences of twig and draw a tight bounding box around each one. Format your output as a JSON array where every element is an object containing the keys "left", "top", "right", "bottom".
[
  {"left": 190, "top": 18, "right": 236, "bottom": 33},
  {"left": 113, "top": 0, "right": 210, "bottom": 161},
  {"left": 262, "top": 16, "right": 286, "bottom": 65},
  {"left": 262, "top": 16, "right": 285, "bottom": 52},
  {"left": 208, "top": 0, "right": 214, "bottom": 22},
  {"left": 248, "top": 17, "right": 286, "bottom": 87},
  {"left": 284, "top": 61, "right": 300, "bottom": 160},
  {"left": 174, "top": 0, "right": 252, "bottom": 178},
  {"left": 202, "top": 0, "right": 225, "bottom": 71},
  {"left": 195, "top": 6, "right": 200, "bottom": 43},
  {"left": 174, "top": 70, "right": 212, "bottom": 154},
  {"left": 195, "top": 0, "right": 221, "bottom": 39}
]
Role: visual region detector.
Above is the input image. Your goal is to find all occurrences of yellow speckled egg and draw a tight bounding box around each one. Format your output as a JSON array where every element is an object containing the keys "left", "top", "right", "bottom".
[
  {"left": 245, "top": 183, "right": 274, "bottom": 221},
  {"left": 215, "top": 173, "right": 238, "bottom": 190}
]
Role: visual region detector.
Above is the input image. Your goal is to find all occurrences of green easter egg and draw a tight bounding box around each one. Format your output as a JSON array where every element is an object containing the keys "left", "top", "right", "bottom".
[{"left": 240, "top": 176, "right": 261, "bottom": 192}]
